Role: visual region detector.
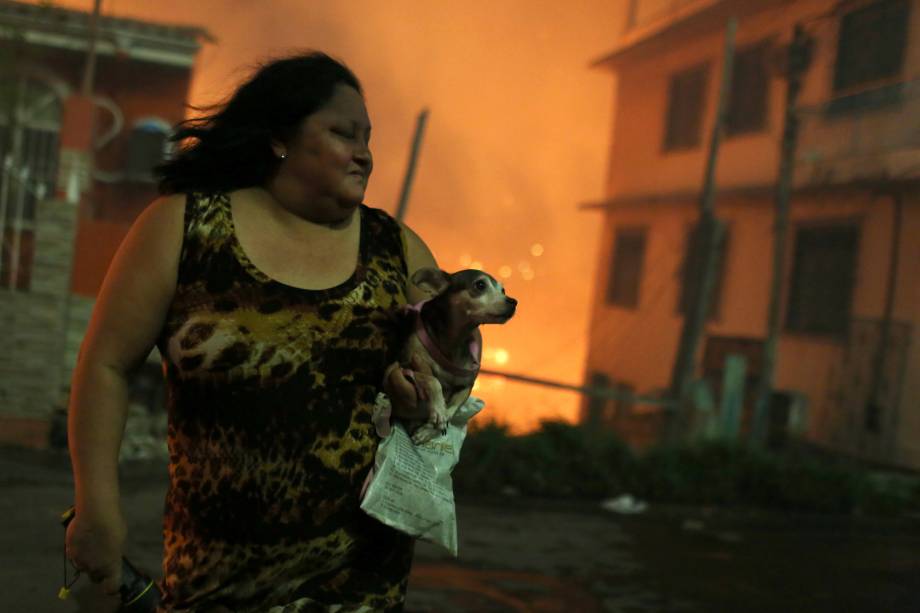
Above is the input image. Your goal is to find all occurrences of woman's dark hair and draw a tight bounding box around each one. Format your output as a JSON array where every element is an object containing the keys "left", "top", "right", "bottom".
[{"left": 156, "top": 51, "right": 363, "bottom": 194}]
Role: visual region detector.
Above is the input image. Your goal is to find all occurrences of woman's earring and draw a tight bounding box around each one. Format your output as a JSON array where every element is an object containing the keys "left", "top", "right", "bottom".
[{"left": 280, "top": 152, "right": 287, "bottom": 160}]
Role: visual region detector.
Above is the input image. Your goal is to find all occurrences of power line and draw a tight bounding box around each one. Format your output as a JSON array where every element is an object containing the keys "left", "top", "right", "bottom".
[{"left": 478, "top": 367, "right": 673, "bottom": 405}]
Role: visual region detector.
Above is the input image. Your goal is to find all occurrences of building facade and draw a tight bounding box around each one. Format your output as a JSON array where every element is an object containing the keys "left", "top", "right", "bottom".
[
  {"left": 0, "top": 0, "right": 207, "bottom": 447},
  {"left": 583, "top": 0, "right": 920, "bottom": 469}
]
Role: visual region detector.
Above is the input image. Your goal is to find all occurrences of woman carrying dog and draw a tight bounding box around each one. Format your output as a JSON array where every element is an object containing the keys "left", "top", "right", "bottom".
[{"left": 65, "top": 51, "right": 436, "bottom": 612}]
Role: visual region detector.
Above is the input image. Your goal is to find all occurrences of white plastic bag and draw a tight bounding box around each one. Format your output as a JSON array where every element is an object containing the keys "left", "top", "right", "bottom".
[{"left": 359, "top": 394, "right": 484, "bottom": 556}]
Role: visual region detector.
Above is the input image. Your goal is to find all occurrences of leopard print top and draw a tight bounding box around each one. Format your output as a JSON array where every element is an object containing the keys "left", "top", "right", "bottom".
[{"left": 154, "top": 192, "right": 414, "bottom": 612}]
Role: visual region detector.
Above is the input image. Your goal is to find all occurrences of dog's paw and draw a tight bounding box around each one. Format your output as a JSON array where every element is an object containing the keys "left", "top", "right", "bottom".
[
  {"left": 375, "top": 392, "right": 392, "bottom": 410},
  {"left": 410, "top": 425, "right": 436, "bottom": 445},
  {"left": 411, "top": 420, "right": 448, "bottom": 445},
  {"left": 372, "top": 393, "right": 393, "bottom": 437}
]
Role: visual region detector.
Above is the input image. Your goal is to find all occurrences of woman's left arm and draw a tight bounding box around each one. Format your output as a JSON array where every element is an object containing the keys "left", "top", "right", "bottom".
[{"left": 381, "top": 221, "right": 438, "bottom": 421}]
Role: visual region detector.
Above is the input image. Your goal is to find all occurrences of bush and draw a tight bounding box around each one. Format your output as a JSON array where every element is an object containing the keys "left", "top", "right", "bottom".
[
  {"left": 454, "top": 419, "right": 634, "bottom": 498},
  {"left": 454, "top": 423, "right": 919, "bottom": 515},
  {"left": 631, "top": 441, "right": 871, "bottom": 513},
  {"left": 453, "top": 420, "right": 516, "bottom": 494}
]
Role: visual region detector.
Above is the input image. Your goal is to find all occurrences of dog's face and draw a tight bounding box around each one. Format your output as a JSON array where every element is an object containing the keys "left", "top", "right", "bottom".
[
  {"left": 453, "top": 270, "right": 517, "bottom": 324},
  {"left": 413, "top": 268, "right": 517, "bottom": 325}
]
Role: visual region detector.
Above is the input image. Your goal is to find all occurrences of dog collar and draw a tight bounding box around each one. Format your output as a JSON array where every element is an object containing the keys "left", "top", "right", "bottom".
[{"left": 408, "top": 301, "right": 480, "bottom": 377}]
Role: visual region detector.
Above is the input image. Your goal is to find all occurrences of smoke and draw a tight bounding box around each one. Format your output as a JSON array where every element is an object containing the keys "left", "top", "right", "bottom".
[{"left": 44, "top": 0, "right": 627, "bottom": 430}]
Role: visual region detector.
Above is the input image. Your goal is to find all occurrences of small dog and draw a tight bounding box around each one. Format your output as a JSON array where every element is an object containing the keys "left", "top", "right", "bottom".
[{"left": 382, "top": 268, "right": 517, "bottom": 444}]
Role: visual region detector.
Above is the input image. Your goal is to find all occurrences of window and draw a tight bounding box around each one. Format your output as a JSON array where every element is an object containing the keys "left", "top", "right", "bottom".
[
  {"left": 606, "top": 226, "right": 647, "bottom": 308},
  {"left": 677, "top": 222, "right": 730, "bottom": 319},
  {"left": 786, "top": 224, "right": 859, "bottom": 336},
  {"left": 124, "top": 118, "right": 171, "bottom": 182},
  {"left": 663, "top": 63, "right": 709, "bottom": 150},
  {"left": 726, "top": 42, "right": 769, "bottom": 135},
  {"left": 833, "top": 0, "right": 909, "bottom": 93}
]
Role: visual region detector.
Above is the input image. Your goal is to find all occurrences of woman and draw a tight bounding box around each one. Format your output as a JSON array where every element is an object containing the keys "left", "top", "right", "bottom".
[{"left": 65, "top": 51, "right": 436, "bottom": 612}]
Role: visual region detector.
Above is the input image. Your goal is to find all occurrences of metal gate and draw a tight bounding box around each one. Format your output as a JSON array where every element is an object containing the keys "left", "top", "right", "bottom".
[{"left": 0, "top": 74, "right": 62, "bottom": 290}]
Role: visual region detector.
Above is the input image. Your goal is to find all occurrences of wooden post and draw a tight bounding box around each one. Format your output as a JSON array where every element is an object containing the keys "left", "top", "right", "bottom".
[
  {"left": 865, "top": 189, "right": 903, "bottom": 431},
  {"left": 751, "top": 25, "right": 813, "bottom": 444},
  {"left": 719, "top": 354, "right": 747, "bottom": 440},
  {"left": 395, "top": 108, "right": 429, "bottom": 222},
  {"left": 666, "top": 18, "right": 736, "bottom": 443},
  {"left": 625, "top": 0, "right": 640, "bottom": 31}
]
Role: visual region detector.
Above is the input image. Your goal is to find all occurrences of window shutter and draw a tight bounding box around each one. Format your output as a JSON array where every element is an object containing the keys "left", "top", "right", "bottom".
[
  {"left": 678, "top": 223, "right": 730, "bottom": 319},
  {"left": 786, "top": 225, "right": 859, "bottom": 336},
  {"left": 726, "top": 42, "right": 769, "bottom": 135},
  {"left": 607, "top": 227, "right": 648, "bottom": 308},
  {"left": 664, "top": 63, "right": 709, "bottom": 150}
]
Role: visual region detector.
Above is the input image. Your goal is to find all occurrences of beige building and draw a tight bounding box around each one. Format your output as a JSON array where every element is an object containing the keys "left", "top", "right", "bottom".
[{"left": 583, "top": 0, "right": 920, "bottom": 469}]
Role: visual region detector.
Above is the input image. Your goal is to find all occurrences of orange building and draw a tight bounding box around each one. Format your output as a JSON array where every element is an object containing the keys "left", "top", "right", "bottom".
[
  {"left": 582, "top": 0, "right": 920, "bottom": 469},
  {"left": 0, "top": 0, "right": 208, "bottom": 447}
]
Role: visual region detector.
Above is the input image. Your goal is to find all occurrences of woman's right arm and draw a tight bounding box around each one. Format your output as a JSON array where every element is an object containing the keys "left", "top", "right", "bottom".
[{"left": 66, "top": 194, "right": 185, "bottom": 593}]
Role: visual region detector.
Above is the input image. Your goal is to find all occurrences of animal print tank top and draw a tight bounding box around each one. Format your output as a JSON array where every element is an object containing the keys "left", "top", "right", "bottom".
[{"left": 154, "top": 192, "right": 414, "bottom": 612}]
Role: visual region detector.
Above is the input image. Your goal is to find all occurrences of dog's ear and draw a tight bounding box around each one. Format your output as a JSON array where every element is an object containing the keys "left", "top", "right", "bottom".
[{"left": 411, "top": 267, "right": 451, "bottom": 297}]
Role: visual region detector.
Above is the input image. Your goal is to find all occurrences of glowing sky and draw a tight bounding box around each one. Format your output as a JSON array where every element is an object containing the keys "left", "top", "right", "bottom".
[{"left": 46, "top": 0, "right": 628, "bottom": 432}]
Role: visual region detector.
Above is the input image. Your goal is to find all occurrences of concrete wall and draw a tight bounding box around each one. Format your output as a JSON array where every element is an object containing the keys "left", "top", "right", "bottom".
[
  {"left": 63, "top": 294, "right": 95, "bottom": 389},
  {"left": 897, "top": 201, "right": 920, "bottom": 467},
  {"left": 0, "top": 197, "right": 77, "bottom": 446},
  {"left": 0, "top": 226, "right": 166, "bottom": 455}
]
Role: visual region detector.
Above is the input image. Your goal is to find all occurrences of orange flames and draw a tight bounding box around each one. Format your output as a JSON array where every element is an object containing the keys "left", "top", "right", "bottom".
[{"left": 45, "top": 0, "right": 626, "bottom": 432}]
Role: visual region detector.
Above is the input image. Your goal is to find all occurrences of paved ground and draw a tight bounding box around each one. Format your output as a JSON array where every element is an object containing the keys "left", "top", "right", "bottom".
[{"left": 2, "top": 445, "right": 919, "bottom": 612}]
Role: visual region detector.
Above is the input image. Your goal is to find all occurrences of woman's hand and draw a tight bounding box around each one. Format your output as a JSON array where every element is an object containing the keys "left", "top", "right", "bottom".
[
  {"left": 383, "top": 355, "right": 433, "bottom": 421},
  {"left": 65, "top": 506, "right": 127, "bottom": 596}
]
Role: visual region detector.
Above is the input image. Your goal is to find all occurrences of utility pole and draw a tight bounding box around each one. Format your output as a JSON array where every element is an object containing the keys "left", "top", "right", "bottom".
[
  {"left": 625, "top": 0, "right": 640, "bottom": 31},
  {"left": 395, "top": 108, "right": 429, "bottom": 222},
  {"left": 665, "top": 17, "right": 736, "bottom": 443},
  {"left": 81, "top": 0, "right": 102, "bottom": 96},
  {"left": 750, "top": 24, "right": 813, "bottom": 444}
]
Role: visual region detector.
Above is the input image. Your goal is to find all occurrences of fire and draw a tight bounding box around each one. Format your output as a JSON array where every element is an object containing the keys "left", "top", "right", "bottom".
[{"left": 39, "top": 0, "right": 624, "bottom": 432}]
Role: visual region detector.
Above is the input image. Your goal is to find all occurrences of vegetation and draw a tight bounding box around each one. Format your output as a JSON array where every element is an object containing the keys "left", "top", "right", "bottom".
[{"left": 453, "top": 420, "right": 920, "bottom": 516}]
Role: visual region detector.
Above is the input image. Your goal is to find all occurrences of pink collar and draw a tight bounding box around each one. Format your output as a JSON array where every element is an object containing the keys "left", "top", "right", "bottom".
[{"left": 407, "top": 301, "right": 480, "bottom": 377}]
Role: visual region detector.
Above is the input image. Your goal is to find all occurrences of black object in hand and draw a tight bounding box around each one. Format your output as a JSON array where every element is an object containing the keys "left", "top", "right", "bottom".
[{"left": 60, "top": 506, "right": 162, "bottom": 612}]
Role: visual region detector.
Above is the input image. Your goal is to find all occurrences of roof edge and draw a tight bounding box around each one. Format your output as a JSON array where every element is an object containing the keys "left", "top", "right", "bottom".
[
  {"left": 0, "top": 0, "right": 214, "bottom": 48},
  {"left": 579, "top": 178, "right": 920, "bottom": 210},
  {"left": 589, "top": 0, "right": 725, "bottom": 70}
]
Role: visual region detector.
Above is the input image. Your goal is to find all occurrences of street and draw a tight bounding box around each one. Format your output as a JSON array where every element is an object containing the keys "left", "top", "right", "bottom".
[{"left": 2, "top": 445, "right": 919, "bottom": 612}]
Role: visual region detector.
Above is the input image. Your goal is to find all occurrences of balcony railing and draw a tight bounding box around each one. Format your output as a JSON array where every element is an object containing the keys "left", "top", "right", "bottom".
[{"left": 796, "top": 79, "right": 920, "bottom": 184}]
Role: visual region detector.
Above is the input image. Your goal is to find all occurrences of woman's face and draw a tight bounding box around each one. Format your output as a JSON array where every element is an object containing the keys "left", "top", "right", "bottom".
[{"left": 272, "top": 83, "right": 373, "bottom": 222}]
